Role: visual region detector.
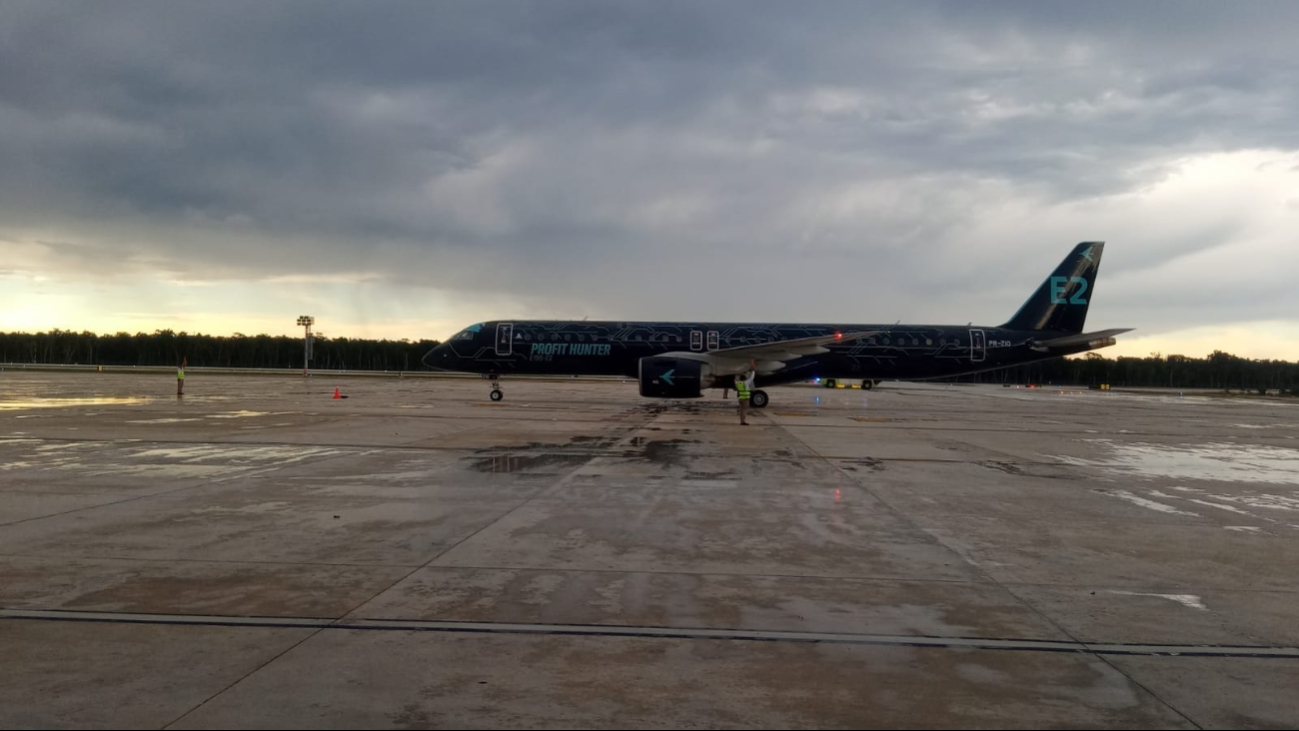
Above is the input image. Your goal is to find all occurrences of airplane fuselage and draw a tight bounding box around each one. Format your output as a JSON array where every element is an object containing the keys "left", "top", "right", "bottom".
[
  {"left": 426, "top": 320, "right": 1097, "bottom": 388},
  {"left": 424, "top": 242, "right": 1129, "bottom": 403}
]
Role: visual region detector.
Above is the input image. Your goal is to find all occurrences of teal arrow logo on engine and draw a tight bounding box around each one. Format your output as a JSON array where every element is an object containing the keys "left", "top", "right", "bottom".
[{"left": 661, "top": 369, "right": 675, "bottom": 386}]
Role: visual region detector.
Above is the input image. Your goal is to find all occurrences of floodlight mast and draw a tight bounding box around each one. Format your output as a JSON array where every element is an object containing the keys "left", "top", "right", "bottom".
[{"left": 297, "top": 316, "right": 314, "bottom": 376}]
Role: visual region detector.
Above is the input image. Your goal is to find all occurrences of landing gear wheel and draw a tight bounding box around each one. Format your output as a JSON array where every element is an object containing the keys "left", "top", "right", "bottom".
[
  {"left": 862, "top": 380, "right": 873, "bottom": 391},
  {"left": 484, "top": 374, "right": 504, "bottom": 401},
  {"left": 750, "top": 390, "right": 769, "bottom": 409}
]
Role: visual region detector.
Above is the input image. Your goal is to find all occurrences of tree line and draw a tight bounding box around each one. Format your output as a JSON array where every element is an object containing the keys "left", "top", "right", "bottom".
[
  {"left": 0, "top": 330, "right": 440, "bottom": 372},
  {"left": 949, "top": 351, "right": 1299, "bottom": 394},
  {"left": 2, "top": 330, "right": 1297, "bottom": 393}
]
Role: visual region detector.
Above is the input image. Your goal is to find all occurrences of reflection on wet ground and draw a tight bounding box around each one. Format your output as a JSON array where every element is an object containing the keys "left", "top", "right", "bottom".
[
  {"left": 0, "top": 397, "right": 152, "bottom": 410},
  {"left": 1058, "top": 439, "right": 1299, "bottom": 484},
  {"left": 1057, "top": 440, "right": 1299, "bottom": 527}
]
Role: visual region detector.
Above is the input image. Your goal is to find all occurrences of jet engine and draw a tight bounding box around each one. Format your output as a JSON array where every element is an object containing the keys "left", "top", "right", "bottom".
[{"left": 638, "top": 356, "right": 714, "bottom": 398}]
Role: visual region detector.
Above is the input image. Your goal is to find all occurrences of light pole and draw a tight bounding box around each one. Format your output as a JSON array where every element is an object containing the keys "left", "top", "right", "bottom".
[{"left": 297, "top": 316, "right": 314, "bottom": 376}]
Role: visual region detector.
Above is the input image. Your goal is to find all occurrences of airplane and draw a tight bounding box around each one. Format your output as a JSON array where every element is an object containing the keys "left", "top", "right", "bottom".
[{"left": 424, "top": 242, "right": 1131, "bottom": 408}]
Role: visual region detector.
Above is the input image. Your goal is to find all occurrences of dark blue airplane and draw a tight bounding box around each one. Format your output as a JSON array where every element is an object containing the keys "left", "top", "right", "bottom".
[{"left": 425, "top": 242, "right": 1131, "bottom": 408}]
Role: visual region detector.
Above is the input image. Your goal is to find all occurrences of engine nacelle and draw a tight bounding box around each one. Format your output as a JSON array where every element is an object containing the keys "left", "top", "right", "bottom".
[{"left": 638, "top": 357, "right": 713, "bottom": 398}]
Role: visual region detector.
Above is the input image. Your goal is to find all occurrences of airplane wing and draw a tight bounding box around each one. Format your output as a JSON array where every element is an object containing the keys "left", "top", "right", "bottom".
[
  {"left": 1030, "top": 328, "right": 1134, "bottom": 352},
  {"left": 662, "top": 330, "right": 879, "bottom": 376}
]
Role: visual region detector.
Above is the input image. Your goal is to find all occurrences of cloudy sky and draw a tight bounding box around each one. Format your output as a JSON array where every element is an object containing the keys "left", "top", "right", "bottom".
[{"left": 2, "top": 1, "right": 1298, "bottom": 358}]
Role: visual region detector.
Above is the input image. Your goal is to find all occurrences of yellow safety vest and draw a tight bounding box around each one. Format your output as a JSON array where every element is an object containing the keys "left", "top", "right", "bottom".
[
  {"left": 177, "top": 368, "right": 186, "bottom": 381},
  {"left": 735, "top": 379, "right": 750, "bottom": 400}
]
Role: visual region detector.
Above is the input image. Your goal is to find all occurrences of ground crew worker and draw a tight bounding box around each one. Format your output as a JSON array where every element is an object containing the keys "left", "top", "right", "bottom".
[
  {"left": 177, "top": 357, "right": 187, "bottom": 396},
  {"left": 735, "top": 369, "right": 755, "bottom": 425}
]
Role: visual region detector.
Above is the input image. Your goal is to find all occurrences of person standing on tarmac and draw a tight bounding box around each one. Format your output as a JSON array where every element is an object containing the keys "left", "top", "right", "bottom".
[
  {"left": 735, "top": 368, "right": 756, "bottom": 425},
  {"left": 177, "top": 357, "right": 187, "bottom": 397}
]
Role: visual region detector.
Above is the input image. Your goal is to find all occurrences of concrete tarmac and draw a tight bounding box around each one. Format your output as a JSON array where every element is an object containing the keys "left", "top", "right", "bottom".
[{"left": 2, "top": 372, "right": 1298, "bottom": 729}]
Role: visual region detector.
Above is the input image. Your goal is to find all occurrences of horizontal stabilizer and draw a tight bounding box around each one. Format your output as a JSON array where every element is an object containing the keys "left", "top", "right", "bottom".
[{"left": 1031, "top": 328, "right": 1134, "bottom": 352}]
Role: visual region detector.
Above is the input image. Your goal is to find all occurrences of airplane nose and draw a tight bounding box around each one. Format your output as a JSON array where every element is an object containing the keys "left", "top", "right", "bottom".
[{"left": 423, "top": 344, "right": 449, "bottom": 370}]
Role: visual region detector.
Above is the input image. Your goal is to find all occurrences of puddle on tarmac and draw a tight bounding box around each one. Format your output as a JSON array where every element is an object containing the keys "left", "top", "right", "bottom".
[
  {"left": 33, "top": 442, "right": 91, "bottom": 452},
  {"left": 1184, "top": 497, "right": 1253, "bottom": 515},
  {"left": 62, "top": 463, "right": 257, "bottom": 479},
  {"left": 681, "top": 479, "right": 738, "bottom": 488},
  {"left": 1100, "top": 489, "right": 1201, "bottom": 517},
  {"left": 1059, "top": 440, "right": 1299, "bottom": 484},
  {"left": 1, "top": 439, "right": 346, "bottom": 475},
  {"left": 1107, "top": 484, "right": 1299, "bottom": 518},
  {"left": 686, "top": 470, "right": 738, "bottom": 480},
  {"left": 128, "top": 444, "right": 345, "bottom": 465},
  {"left": 0, "top": 397, "right": 151, "bottom": 411},
  {"left": 628, "top": 438, "right": 691, "bottom": 467},
  {"left": 469, "top": 453, "right": 590, "bottom": 473},
  {"left": 1102, "top": 591, "right": 1208, "bottom": 611},
  {"left": 190, "top": 501, "right": 295, "bottom": 516},
  {"left": 837, "top": 457, "right": 884, "bottom": 473}
]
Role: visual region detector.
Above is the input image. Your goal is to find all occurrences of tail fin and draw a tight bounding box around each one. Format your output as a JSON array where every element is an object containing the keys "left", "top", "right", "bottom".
[{"left": 1001, "top": 242, "right": 1104, "bottom": 333}]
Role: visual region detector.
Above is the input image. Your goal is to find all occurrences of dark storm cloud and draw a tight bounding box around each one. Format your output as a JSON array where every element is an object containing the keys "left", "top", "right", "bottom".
[{"left": 2, "top": 1, "right": 1298, "bottom": 333}]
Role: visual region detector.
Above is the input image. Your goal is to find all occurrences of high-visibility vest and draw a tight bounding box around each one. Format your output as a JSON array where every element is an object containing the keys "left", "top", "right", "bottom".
[
  {"left": 177, "top": 368, "right": 186, "bottom": 381},
  {"left": 735, "top": 378, "right": 750, "bottom": 399}
]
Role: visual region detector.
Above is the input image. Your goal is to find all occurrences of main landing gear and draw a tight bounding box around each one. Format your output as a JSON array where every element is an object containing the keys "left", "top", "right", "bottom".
[
  {"left": 485, "top": 374, "right": 504, "bottom": 401},
  {"left": 749, "top": 390, "right": 769, "bottom": 409}
]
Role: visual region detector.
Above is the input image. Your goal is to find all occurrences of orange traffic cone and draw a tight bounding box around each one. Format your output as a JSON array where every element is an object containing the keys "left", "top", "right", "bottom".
[{"left": 333, "top": 387, "right": 341, "bottom": 399}]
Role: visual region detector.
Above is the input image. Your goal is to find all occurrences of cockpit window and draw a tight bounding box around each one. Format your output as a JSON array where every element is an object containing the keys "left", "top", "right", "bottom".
[{"left": 454, "top": 324, "right": 484, "bottom": 341}]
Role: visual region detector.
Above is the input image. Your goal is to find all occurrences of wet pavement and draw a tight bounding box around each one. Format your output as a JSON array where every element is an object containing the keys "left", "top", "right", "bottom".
[{"left": 2, "top": 372, "right": 1298, "bottom": 729}]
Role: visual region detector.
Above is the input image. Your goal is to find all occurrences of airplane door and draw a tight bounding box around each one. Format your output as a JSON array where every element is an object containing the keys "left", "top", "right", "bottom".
[
  {"left": 496, "top": 323, "right": 514, "bottom": 356},
  {"left": 707, "top": 330, "right": 720, "bottom": 351},
  {"left": 970, "top": 329, "right": 985, "bottom": 363},
  {"left": 690, "top": 330, "right": 703, "bottom": 352}
]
